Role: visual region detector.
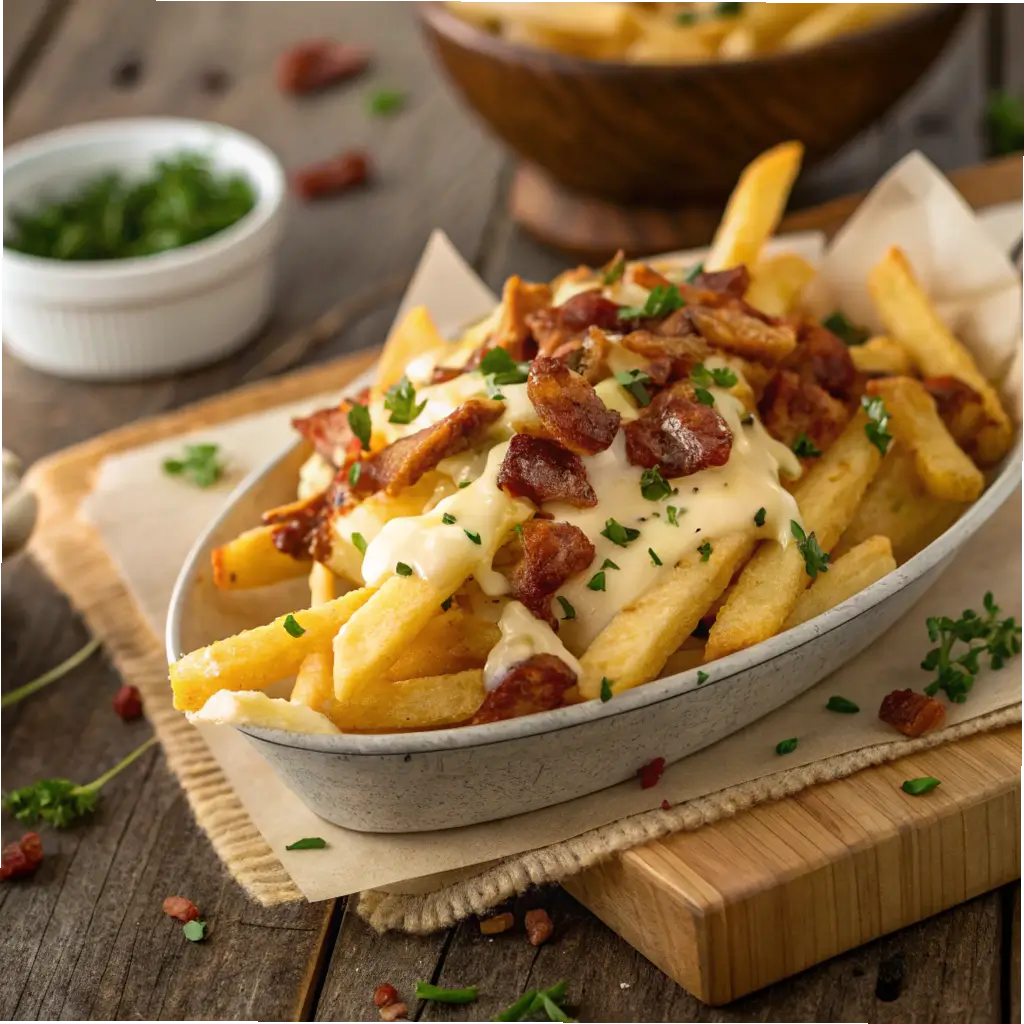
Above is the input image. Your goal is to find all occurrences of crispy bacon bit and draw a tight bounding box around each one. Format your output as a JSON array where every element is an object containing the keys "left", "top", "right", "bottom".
[
  {"left": 688, "top": 305, "right": 797, "bottom": 363},
  {"left": 637, "top": 757, "right": 666, "bottom": 789},
  {"left": 292, "top": 150, "right": 370, "bottom": 201},
  {"left": 113, "top": 685, "right": 143, "bottom": 722},
  {"left": 373, "top": 984, "right": 399, "bottom": 1008},
  {"left": 524, "top": 908, "right": 554, "bottom": 946},
  {"left": 359, "top": 398, "right": 504, "bottom": 497},
  {"left": 471, "top": 654, "right": 577, "bottom": 725},
  {"left": 510, "top": 520, "right": 595, "bottom": 626},
  {"left": 621, "top": 329, "right": 709, "bottom": 381},
  {"left": 878, "top": 689, "right": 947, "bottom": 737},
  {"left": 378, "top": 1001, "right": 408, "bottom": 1021},
  {"left": 690, "top": 265, "right": 750, "bottom": 299},
  {"left": 923, "top": 376, "right": 987, "bottom": 450},
  {"left": 786, "top": 322, "right": 858, "bottom": 400},
  {"left": 527, "top": 358, "right": 620, "bottom": 455},
  {"left": 276, "top": 39, "right": 371, "bottom": 94},
  {"left": 479, "top": 912, "right": 515, "bottom": 935},
  {"left": 162, "top": 896, "right": 200, "bottom": 923},
  {"left": 493, "top": 276, "right": 551, "bottom": 360},
  {"left": 293, "top": 399, "right": 365, "bottom": 468},
  {"left": 529, "top": 290, "right": 623, "bottom": 359},
  {"left": 660, "top": 799, "right": 672, "bottom": 811},
  {"left": 497, "top": 434, "right": 597, "bottom": 508},
  {"left": 429, "top": 366, "right": 464, "bottom": 385},
  {"left": 0, "top": 833, "right": 43, "bottom": 881},
  {"left": 758, "top": 369, "right": 849, "bottom": 452},
  {"left": 624, "top": 383, "right": 732, "bottom": 477}
]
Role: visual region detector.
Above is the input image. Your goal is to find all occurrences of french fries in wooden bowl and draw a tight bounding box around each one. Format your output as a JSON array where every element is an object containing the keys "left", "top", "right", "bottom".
[{"left": 167, "top": 144, "right": 1020, "bottom": 831}]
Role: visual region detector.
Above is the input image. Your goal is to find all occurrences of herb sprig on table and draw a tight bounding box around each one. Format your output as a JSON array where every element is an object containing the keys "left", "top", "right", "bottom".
[{"left": 163, "top": 443, "right": 225, "bottom": 488}]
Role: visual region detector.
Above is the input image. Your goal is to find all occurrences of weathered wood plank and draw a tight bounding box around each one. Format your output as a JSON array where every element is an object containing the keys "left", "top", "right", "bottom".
[
  {"left": 1010, "top": 884, "right": 1021, "bottom": 1024},
  {"left": 2, "top": 0, "right": 68, "bottom": 92}
]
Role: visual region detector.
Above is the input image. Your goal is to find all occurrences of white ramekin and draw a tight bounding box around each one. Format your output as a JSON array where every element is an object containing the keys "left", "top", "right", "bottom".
[{"left": 2, "top": 118, "right": 287, "bottom": 380}]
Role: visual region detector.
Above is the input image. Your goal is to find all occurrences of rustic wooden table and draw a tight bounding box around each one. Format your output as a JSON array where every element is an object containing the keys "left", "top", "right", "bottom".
[{"left": 1, "top": 3, "right": 1020, "bottom": 1021}]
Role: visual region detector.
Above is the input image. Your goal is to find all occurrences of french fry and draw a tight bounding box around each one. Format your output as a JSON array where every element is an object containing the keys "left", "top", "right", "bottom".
[
  {"left": 330, "top": 670, "right": 486, "bottom": 732},
  {"left": 289, "top": 563, "right": 337, "bottom": 714},
  {"left": 705, "top": 141, "right": 804, "bottom": 272},
  {"left": 170, "top": 588, "right": 374, "bottom": 712},
  {"left": 849, "top": 335, "right": 916, "bottom": 377},
  {"left": 783, "top": 535, "right": 896, "bottom": 629},
  {"left": 579, "top": 532, "right": 756, "bottom": 698},
  {"left": 745, "top": 252, "right": 817, "bottom": 317},
  {"left": 188, "top": 690, "right": 341, "bottom": 734},
  {"left": 705, "top": 412, "right": 883, "bottom": 661},
  {"left": 866, "top": 376, "right": 984, "bottom": 502},
  {"left": 383, "top": 609, "right": 500, "bottom": 682},
  {"left": 833, "top": 444, "right": 967, "bottom": 565},
  {"left": 780, "top": 3, "right": 917, "bottom": 50},
  {"left": 868, "top": 246, "right": 1012, "bottom": 464},
  {"left": 374, "top": 305, "right": 446, "bottom": 399},
  {"left": 211, "top": 525, "right": 310, "bottom": 590}
]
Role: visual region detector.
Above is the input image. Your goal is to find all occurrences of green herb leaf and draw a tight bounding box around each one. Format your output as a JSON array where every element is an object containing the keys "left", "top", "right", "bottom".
[
  {"left": 791, "top": 433, "right": 821, "bottom": 458},
  {"left": 600, "top": 677, "right": 613, "bottom": 702},
  {"left": 464, "top": 529, "right": 482, "bottom": 545},
  {"left": 383, "top": 376, "right": 427, "bottom": 425},
  {"left": 697, "top": 541, "right": 712, "bottom": 562},
  {"left": 693, "top": 387, "right": 715, "bottom": 407},
  {"left": 715, "top": 1, "right": 742, "bottom": 16},
  {"left": 615, "top": 368, "right": 653, "bottom": 408},
  {"left": 986, "top": 91, "right": 1024, "bottom": 157},
  {"left": 697, "top": 670, "right": 709, "bottom": 685},
  {"left": 182, "top": 919, "right": 207, "bottom": 942},
  {"left": 861, "top": 394, "right": 894, "bottom": 455},
  {"left": 495, "top": 990, "right": 539, "bottom": 1022},
  {"left": 441, "top": 512, "right": 457, "bottom": 525},
  {"left": 285, "top": 837, "right": 327, "bottom": 850},
  {"left": 901, "top": 776, "right": 941, "bottom": 796},
  {"left": 440, "top": 595, "right": 454, "bottom": 612},
  {"left": 414, "top": 982, "right": 478, "bottom": 1005},
  {"left": 480, "top": 346, "right": 531, "bottom": 391},
  {"left": 162, "top": 443, "right": 224, "bottom": 488},
  {"left": 556, "top": 596, "right": 576, "bottom": 620},
  {"left": 368, "top": 88, "right": 405, "bottom": 117},
  {"left": 601, "top": 518, "right": 641, "bottom": 547},
  {"left": 640, "top": 466, "right": 672, "bottom": 501},
  {"left": 826, "top": 695, "right": 859, "bottom": 714},
  {"left": 691, "top": 363, "right": 738, "bottom": 389},
  {"left": 666, "top": 505, "right": 681, "bottom": 527},
  {"left": 348, "top": 462, "right": 363, "bottom": 487},
  {"left": 775, "top": 738, "right": 798, "bottom": 755},
  {"left": 347, "top": 403, "right": 372, "bottom": 451},
  {"left": 649, "top": 548, "right": 663, "bottom": 566},
  {"left": 600, "top": 558, "right": 620, "bottom": 570},
  {"left": 0, "top": 635, "right": 101, "bottom": 711},
  {"left": 395, "top": 562, "right": 413, "bottom": 577},
  {"left": 754, "top": 507, "right": 766, "bottom": 528},
  {"left": 458, "top": 480, "right": 471, "bottom": 489},
  {"left": 351, "top": 532, "right": 367, "bottom": 555},
  {"left": 283, "top": 614, "right": 306, "bottom": 638},
  {"left": 586, "top": 571, "right": 606, "bottom": 592},
  {"left": 618, "top": 283, "right": 686, "bottom": 320},
  {"left": 791, "top": 520, "right": 830, "bottom": 578},
  {"left": 513, "top": 522, "right": 524, "bottom": 535},
  {"left": 539, "top": 993, "right": 576, "bottom": 1023},
  {"left": 822, "top": 311, "right": 870, "bottom": 346},
  {"left": 601, "top": 251, "right": 626, "bottom": 285},
  {"left": 685, "top": 261, "right": 704, "bottom": 283}
]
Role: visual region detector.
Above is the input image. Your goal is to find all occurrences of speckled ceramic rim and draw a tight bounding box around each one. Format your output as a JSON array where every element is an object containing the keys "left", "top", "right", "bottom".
[{"left": 165, "top": 366, "right": 1022, "bottom": 757}]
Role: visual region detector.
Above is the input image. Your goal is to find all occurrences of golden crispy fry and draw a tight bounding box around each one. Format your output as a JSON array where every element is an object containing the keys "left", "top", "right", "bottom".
[
  {"left": 189, "top": 690, "right": 341, "bottom": 734},
  {"left": 705, "top": 411, "right": 883, "bottom": 661},
  {"left": 383, "top": 609, "right": 500, "bottom": 682},
  {"left": 289, "top": 563, "right": 337, "bottom": 713},
  {"left": 493, "top": 276, "right": 552, "bottom": 353},
  {"left": 732, "top": 3, "right": 829, "bottom": 46},
  {"left": 780, "top": 2, "right": 917, "bottom": 50},
  {"left": 833, "top": 444, "right": 967, "bottom": 565},
  {"left": 453, "top": 2, "right": 633, "bottom": 40},
  {"left": 744, "top": 252, "right": 817, "bottom": 318},
  {"left": 784, "top": 535, "right": 896, "bottom": 629},
  {"left": 868, "top": 246, "right": 1012, "bottom": 464},
  {"left": 171, "top": 588, "right": 374, "bottom": 712},
  {"left": 706, "top": 141, "right": 804, "bottom": 272},
  {"left": 866, "top": 376, "right": 984, "bottom": 502},
  {"left": 849, "top": 335, "right": 916, "bottom": 377},
  {"left": 374, "top": 305, "right": 446, "bottom": 399},
  {"left": 660, "top": 638, "right": 708, "bottom": 678},
  {"left": 330, "top": 670, "right": 486, "bottom": 732},
  {"left": 579, "top": 532, "right": 756, "bottom": 698},
  {"left": 211, "top": 525, "right": 309, "bottom": 590}
]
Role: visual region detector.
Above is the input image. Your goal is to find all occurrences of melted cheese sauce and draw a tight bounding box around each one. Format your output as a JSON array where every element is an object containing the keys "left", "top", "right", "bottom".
[{"left": 483, "top": 600, "right": 582, "bottom": 691}]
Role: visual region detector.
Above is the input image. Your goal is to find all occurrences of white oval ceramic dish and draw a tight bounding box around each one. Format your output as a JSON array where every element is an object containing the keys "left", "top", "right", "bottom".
[
  {"left": 166, "top": 367, "right": 1022, "bottom": 833},
  {"left": 2, "top": 118, "right": 286, "bottom": 380}
]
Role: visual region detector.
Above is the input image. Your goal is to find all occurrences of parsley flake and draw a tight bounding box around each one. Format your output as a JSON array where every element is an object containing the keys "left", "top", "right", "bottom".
[
  {"left": 691, "top": 363, "right": 738, "bottom": 389},
  {"left": 351, "top": 532, "right": 367, "bottom": 554},
  {"left": 826, "top": 695, "right": 859, "bottom": 714},
  {"left": 775, "top": 738, "right": 798, "bottom": 755},
  {"left": 715, "top": 1, "right": 742, "bottom": 16},
  {"left": 395, "top": 562, "right": 413, "bottom": 577},
  {"left": 285, "top": 837, "right": 327, "bottom": 850},
  {"left": 283, "top": 614, "right": 306, "bottom": 638},
  {"left": 675, "top": 11, "right": 697, "bottom": 25},
  {"left": 556, "top": 596, "right": 576, "bottom": 620},
  {"left": 601, "top": 518, "right": 640, "bottom": 547},
  {"left": 458, "top": 480, "right": 471, "bottom": 489},
  {"left": 586, "top": 571, "right": 607, "bottom": 592},
  {"left": 440, "top": 595, "right": 454, "bottom": 611},
  {"left": 347, "top": 403, "right": 372, "bottom": 451},
  {"left": 822, "top": 311, "right": 870, "bottom": 346},
  {"left": 696, "top": 670, "right": 709, "bottom": 685},
  {"left": 368, "top": 88, "right": 405, "bottom": 117},
  {"left": 861, "top": 394, "right": 894, "bottom": 455},
  {"left": 693, "top": 386, "right": 715, "bottom": 407},
  {"left": 163, "top": 443, "right": 224, "bottom": 488},
  {"left": 441, "top": 512, "right": 457, "bottom": 525},
  {"left": 615, "top": 368, "right": 653, "bottom": 407},
  {"left": 600, "top": 677, "right": 614, "bottom": 702},
  {"left": 464, "top": 529, "right": 482, "bottom": 545},
  {"left": 383, "top": 376, "right": 427, "bottom": 425},
  {"left": 754, "top": 507, "right": 767, "bottom": 527},
  {"left": 601, "top": 251, "right": 626, "bottom": 285},
  {"left": 666, "top": 505, "right": 681, "bottom": 527},
  {"left": 791, "top": 520, "right": 829, "bottom": 578},
  {"left": 697, "top": 541, "right": 713, "bottom": 562},
  {"left": 685, "top": 261, "right": 704, "bottom": 283},
  {"left": 791, "top": 433, "right": 821, "bottom": 458},
  {"left": 600, "top": 558, "right": 620, "bottom": 570},
  {"left": 348, "top": 461, "right": 362, "bottom": 487},
  {"left": 902, "top": 776, "right": 941, "bottom": 796},
  {"left": 649, "top": 548, "right": 663, "bottom": 567},
  {"left": 618, "top": 282, "right": 685, "bottom": 320},
  {"left": 480, "top": 346, "right": 530, "bottom": 394},
  {"left": 640, "top": 466, "right": 672, "bottom": 501},
  {"left": 183, "top": 920, "right": 207, "bottom": 942}
]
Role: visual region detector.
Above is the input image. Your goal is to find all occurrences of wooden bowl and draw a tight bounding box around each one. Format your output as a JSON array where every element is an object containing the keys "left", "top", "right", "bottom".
[{"left": 419, "top": 3, "right": 968, "bottom": 205}]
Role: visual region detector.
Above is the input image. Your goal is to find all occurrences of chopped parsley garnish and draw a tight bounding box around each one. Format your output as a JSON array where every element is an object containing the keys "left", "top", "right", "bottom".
[
  {"left": 921, "top": 592, "right": 1022, "bottom": 702},
  {"left": 183, "top": 920, "right": 207, "bottom": 942},
  {"left": 615, "top": 368, "right": 653, "bottom": 407},
  {"left": 513, "top": 522, "right": 524, "bottom": 534},
  {"left": 586, "top": 571, "right": 607, "bottom": 592},
  {"left": 861, "top": 394, "right": 893, "bottom": 455},
  {"left": 693, "top": 387, "right": 715, "bottom": 407},
  {"left": 740, "top": 412, "right": 754, "bottom": 426},
  {"left": 351, "top": 532, "right": 367, "bottom": 554},
  {"left": 347, "top": 402, "right": 372, "bottom": 451},
  {"left": 458, "top": 480, "right": 471, "bottom": 489},
  {"left": 640, "top": 466, "right": 673, "bottom": 501},
  {"left": 163, "top": 443, "right": 224, "bottom": 488},
  {"left": 618, "top": 283, "right": 685, "bottom": 320},
  {"left": 283, "top": 614, "right": 306, "bottom": 638},
  {"left": 675, "top": 11, "right": 697, "bottom": 25},
  {"left": 826, "top": 695, "right": 859, "bottom": 714},
  {"left": 715, "top": 1, "right": 742, "bottom": 16},
  {"left": 691, "top": 363, "right": 738, "bottom": 389},
  {"left": 383, "top": 376, "right": 427, "bottom": 424},
  {"left": 791, "top": 433, "right": 821, "bottom": 458},
  {"left": 556, "top": 596, "right": 576, "bottom": 620},
  {"left": 480, "top": 346, "right": 531, "bottom": 393},
  {"left": 601, "top": 251, "right": 626, "bottom": 285},
  {"left": 395, "top": 562, "right": 413, "bottom": 577},
  {"left": 902, "top": 776, "right": 941, "bottom": 796},
  {"left": 791, "top": 520, "right": 829, "bottom": 578},
  {"left": 602, "top": 518, "right": 641, "bottom": 547},
  {"left": 601, "top": 558, "right": 620, "bottom": 570},
  {"left": 666, "top": 505, "right": 681, "bottom": 527},
  {"left": 348, "top": 461, "right": 362, "bottom": 487},
  {"left": 464, "top": 529, "right": 482, "bottom": 545},
  {"left": 986, "top": 91, "right": 1024, "bottom": 157},
  {"left": 649, "top": 548, "right": 663, "bottom": 567},
  {"left": 775, "top": 738, "right": 798, "bottom": 755},
  {"left": 441, "top": 512, "right": 457, "bottom": 525},
  {"left": 440, "top": 595, "right": 454, "bottom": 612},
  {"left": 600, "top": 677, "right": 614, "bottom": 702},
  {"left": 415, "top": 982, "right": 478, "bottom": 1005},
  {"left": 285, "top": 837, "right": 327, "bottom": 850},
  {"left": 822, "top": 311, "right": 870, "bottom": 346},
  {"left": 754, "top": 507, "right": 767, "bottom": 527},
  {"left": 685, "top": 261, "right": 704, "bottom": 283},
  {"left": 697, "top": 541, "right": 713, "bottom": 562},
  {"left": 696, "top": 670, "right": 709, "bottom": 685},
  {"left": 367, "top": 88, "right": 405, "bottom": 117}
]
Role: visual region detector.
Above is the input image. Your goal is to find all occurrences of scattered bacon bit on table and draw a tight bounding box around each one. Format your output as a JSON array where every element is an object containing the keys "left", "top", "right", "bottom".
[
  {"left": 479, "top": 911, "right": 515, "bottom": 935},
  {"left": 660, "top": 799, "right": 672, "bottom": 811},
  {"left": 162, "top": 895, "right": 201, "bottom": 923},
  {"left": 378, "top": 1001, "right": 408, "bottom": 1021},
  {"left": 0, "top": 832, "right": 43, "bottom": 881},
  {"left": 878, "top": 689, "right": 947, "bottom": 737},
  {"left": 509, "top": 520, "right": 595, "bottom": 628},
  {"left": 276, "top": 39, "right": 371, "bottom": 94},
  {"left": 637, "top": 757, "right": 666, "bottom": 790},
  {"left": 292, "top": 150, "right": 370, "bottom": 201},
  {"left": 113, "top": 684, "right": 143, "bottom": 721},
  {"left": 497, "top": 434, "right": 598, "bottom": 509},
  {"left": 471, "top": 654, "right": 577, "bottom": 725},
  {"left": 373, "top": 983, "right": 399, "bottom": 1008},
  {"left": 527, "top": 358, "right": 620, "bottom": 455},
  {"left": 524, "top": 908, "right": 554, "bottom": 946}
]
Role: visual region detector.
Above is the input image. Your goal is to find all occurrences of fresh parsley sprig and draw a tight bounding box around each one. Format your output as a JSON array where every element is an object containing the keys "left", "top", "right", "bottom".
[
  {"left": 640, "top": 466, "right": 672, "bottom": 501},
  {"left": 921, "top": 592, "right": 1022, "bottom": 703},
  {"left": 791, "top": 521, "right": 829, "bottom": 578},
  {"left": 691, "top": 363, "right": 738, "bottom": 389},
  {"left": 618, "top": 283, "right": 685, "bottom": 320},
  {"left": 601, "top": 251, "right": 626, "bottom": 286},
  {"left": 821, "top": 311, "right": 870, "bottom": 347},
  {"left": 347, "top": 402, "right": 372, "bottom": 450},
  {"left": 601, "top": 518, "right": 640, "bottom": 548},
  {"left": 861, "top": 395, "right": 893, "bottom": 455},
  {"left": 615, "top": 368, "right": 653, "bottom": 407},
  {"left": 383, "top": 376, "right": 427, "bottom": 424},
  {"left": 791, "top": 433, "right": 821, "bottom": 458},
  {"left": 163, "top": 443, "right": 224, "bottom": 488}
]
